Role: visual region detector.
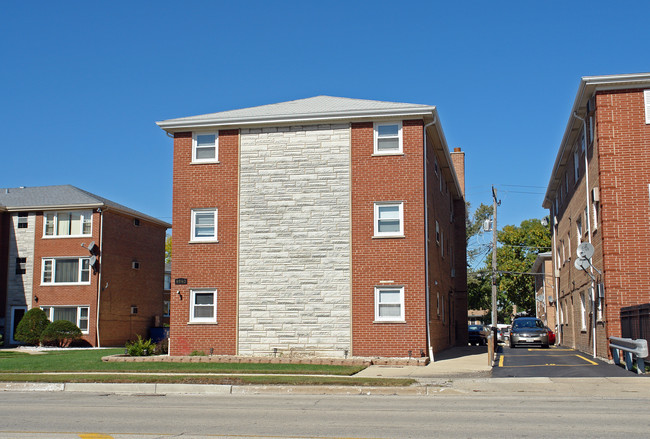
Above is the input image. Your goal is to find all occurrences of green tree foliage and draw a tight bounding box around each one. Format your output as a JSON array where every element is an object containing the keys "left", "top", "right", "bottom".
[
  {"left": 493, "top": 218, "right": 551, "bottom": 315},
  {"left": 40, "top": 320, "right": 83, "bottom": 347},
  {"left": 165, "top": 234, "right": 172, "bottom": 264},
  {"left": 14, "top": 308, "right": 50, "bottom": 345}
]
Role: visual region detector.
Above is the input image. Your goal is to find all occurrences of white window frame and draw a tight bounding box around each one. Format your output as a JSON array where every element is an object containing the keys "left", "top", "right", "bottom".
[
  {"left": 192, "top": 132, "right": 219, "bottom": 163},
  {"left": 573, "top": 149, "right": 580, "bottom": 182},
  {"left": 189, "top": 289, "right": 217, "bottom": 323},
  {"left": 373, "top": 202, "right": 404, "bottom": 238},
  {"left": 579, "top": 292, "right": 587, "bottom": 331},
  {"left": 43, "top": 210, "right": 93, "bottom": 238},
  {"left": 374, "top": 286, "right": 405, "bottom": 322},
  {"left": 592, "top": 201, "right": 599, "bottom": 231},
  {"left": 644, "top": 89, "right": 650, "bottom": 124},
  {"left": 576, "top": 217, "right": 582, "bottom": 246},
  {"left": 40, "top": 305, "right": 90, "bottom": 334},
  {"left": 41, "top": 257, "right": 91, "bottom": 285},
  {"left": 373, "top": 121, "right": 403, "bottom": 155},
  {"left": 191, "top": 208, "right": 218, "bottom": 242}
]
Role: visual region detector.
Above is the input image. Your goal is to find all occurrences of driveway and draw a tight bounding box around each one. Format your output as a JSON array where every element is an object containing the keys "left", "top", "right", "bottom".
[{"left": 493, "top": 345, "right": 640, "bottom": 378}]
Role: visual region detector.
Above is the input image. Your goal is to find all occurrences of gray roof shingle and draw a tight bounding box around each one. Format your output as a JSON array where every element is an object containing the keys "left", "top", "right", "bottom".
[
  {"left": 157, "top": 95, "right": 436, "bottom": 130},
  {"left": 0, "top": 185, "right": 170, "bottom": 228}
]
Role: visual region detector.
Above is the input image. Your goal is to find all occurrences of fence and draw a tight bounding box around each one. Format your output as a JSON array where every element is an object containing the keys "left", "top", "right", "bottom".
[{"left": 621, "top": 303, "right": 650, "bottom": 348}]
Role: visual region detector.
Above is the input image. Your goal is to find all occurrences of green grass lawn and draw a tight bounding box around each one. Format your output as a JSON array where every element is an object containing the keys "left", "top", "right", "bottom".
[
  {"left": 0, "top": 349, "right": 415, "bottom": 386},
  {"left": 0, "top": 349, "right": 365, "bottom": 375}
]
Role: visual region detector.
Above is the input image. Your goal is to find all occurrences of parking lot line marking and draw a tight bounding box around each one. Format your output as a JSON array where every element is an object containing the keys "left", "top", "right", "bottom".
[
  {"left": 499, "top": 355, "right": 504, "bottom": 367},
  {"left": 500, "top": 363, "right": 598, "bottom": 368},
  {"left": 575, "top": 354, "right": 598, "bottom": 365}
]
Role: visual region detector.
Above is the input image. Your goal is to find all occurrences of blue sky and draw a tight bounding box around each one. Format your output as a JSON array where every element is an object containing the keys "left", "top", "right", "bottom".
[{"left": 2, "top": 1, "right": 649, "bottom": 263}]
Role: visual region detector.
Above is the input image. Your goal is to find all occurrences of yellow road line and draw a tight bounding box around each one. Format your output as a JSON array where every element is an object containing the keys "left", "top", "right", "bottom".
[
  {"left": 575, "top": 355, "right": 598, "bottom": 365},
  {"left": 499, "top": 355, "right": 504, "bottom": 367},
  {"left": 79, "top": 435, "right": 114, "bottom": 439}
]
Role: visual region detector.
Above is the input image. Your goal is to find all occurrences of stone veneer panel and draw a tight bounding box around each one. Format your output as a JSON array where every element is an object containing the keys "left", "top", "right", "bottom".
[{"left": 238, "top": 124, "right": 351, "bottom": 357}]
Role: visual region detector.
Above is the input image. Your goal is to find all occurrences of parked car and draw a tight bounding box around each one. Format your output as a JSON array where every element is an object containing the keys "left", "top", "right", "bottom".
[
  {"left": 468, "top": 324, "right": 488, "bottom": 346},
  {"left": 509, "top": 317, "right": 550, "bottom": 348},
  {"left": 545, "top": 326, "right": 556, "bottom": 345}
]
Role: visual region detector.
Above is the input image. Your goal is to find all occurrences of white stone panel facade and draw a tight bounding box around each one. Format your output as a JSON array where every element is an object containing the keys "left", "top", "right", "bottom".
[{"left": 238, "top": 124, "right": 351, "bottom": 357}]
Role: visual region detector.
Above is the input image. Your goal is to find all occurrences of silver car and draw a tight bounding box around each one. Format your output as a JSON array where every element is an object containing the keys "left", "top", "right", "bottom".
[{"left": 509, "top": 317, "right": 549, "bottom": 349}]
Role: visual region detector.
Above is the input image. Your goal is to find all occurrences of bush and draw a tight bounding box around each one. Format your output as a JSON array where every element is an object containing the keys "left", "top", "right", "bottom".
[
  {"left": 155, "top": 338, "right": 169, "bottom": 355},
  {"left": 14, "top": 308, "right": 50, "bottom": 345},
  {"left": 190, "top": 350, "right": 205, "bottom": 356},
  {"left": 40, "top": 320, "right": 82, "bottom": 347},
  {"left": 126, "top": 335, "right": 156, "bottom": 356}
]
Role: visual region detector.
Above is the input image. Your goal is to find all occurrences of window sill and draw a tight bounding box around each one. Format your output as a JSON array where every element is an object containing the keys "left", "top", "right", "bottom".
[
  {"left": 187, "top": 321, "right": 218, "bottom": 325},
  {"left": 189, "top": 240, "right": 219, "bottom": 244},
  {"left": 41, "top": 282, "right": 92, "bottom": 287},
  {"left": 371, "top": 153, "right": 404, "bottom": 157},
  {"left": 372, "top": 235, "right": 405, "bottom": 239},
  {"left": 191, "top": 161, "right": 220, "bottom": 165},
  {"left": 42, "top": 235, "right": 93, "bottom": 239},
  {"left": 373, "top": 320, "right": 406, "bottom": 324}
]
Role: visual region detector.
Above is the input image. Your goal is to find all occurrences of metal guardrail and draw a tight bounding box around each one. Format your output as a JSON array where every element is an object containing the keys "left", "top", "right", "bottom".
[{"left": 609, "top": 336, "right": 648, "bottom": 374}]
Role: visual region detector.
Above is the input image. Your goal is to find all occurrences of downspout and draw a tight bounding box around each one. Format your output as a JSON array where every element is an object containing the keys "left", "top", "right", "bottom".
[
  {"left": 573, "top": 112, "right": 596, "bottom": 358},
  {"left": 552, "top": 216, "right": 560, "bottom": 344},
  {"left": 423, "top": 117, "right": 436, "bottom": 360},
  {"left": 95, "top": 208, "right": 104, "bottom": 348}
]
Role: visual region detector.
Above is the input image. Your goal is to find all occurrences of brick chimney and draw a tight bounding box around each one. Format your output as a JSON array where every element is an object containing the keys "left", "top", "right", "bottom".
[{"left": 450, "top": 147, "right": 465, "bottom": 198}]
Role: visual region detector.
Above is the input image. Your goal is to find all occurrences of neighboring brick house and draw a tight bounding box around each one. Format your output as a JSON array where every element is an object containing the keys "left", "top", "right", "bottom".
[
  {"left": 532, "top": 252, "right": 555, "bottom": 332},
  {"left": 158, "top": 96, "right": 467, "bottom": 358},
  {"left": 0, "top": 185, "right": 170, "bottom": 346},
  {"left": 543, "top": 73, "right": 650, "bottom": 359}
]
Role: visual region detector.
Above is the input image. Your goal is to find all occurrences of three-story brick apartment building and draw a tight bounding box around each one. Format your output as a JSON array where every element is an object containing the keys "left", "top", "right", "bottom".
[
  {"left": 543, "top": 73, "right": 650, "bottom": 358},
  {"left": 0, "top": 185, "right": 170, "bottom": 346},
  {"left": 158, "top": 96, "right": 467, "bottom": 358}
]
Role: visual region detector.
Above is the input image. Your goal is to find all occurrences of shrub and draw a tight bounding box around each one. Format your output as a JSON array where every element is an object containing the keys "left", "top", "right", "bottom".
[
  {"left": 14, "top": 308, "right": 50, "bottom": 345},
  {"left": 190, "top": 350, "right": 205, "bottom": 356},
  {"left": 155, "top": 338, "right": 169, "bottom": 355},
  {"left": 126, "top": 335, "right": 156, "bottom": 356},
  {"left": 40, "top": 320, "right": 82, "bottom": 347}
]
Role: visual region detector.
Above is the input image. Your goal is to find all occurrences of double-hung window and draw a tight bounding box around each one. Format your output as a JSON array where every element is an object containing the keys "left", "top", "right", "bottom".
[
  {"left": 190, "top": 289, "right": 217, "bottom": 323},
  {"left": 373, "top": 122, "right": 402, "bottom": 155},
  {"left": 42, "top": 257, "right": 91, "bottom": 285},
  {"left": 375, "top": 286, "right": 405, "bottom": 322},
  {"left": 191, "top": 208, "right": 218, "bottom": 242},
  {"left": 44, "top": 211, "right": 92, "bottom": 237},
  {"left": 192, "top": 132, "right": 218, "bottom": 162},
  {"left": 17, "top": 212, "right": 28, "bottom": 229},
  {"left": 41, "top": 306, "right": 89, "bottom": 333},
  {"left": 374, "top": 202, "right": 404, "bottom": 237}
]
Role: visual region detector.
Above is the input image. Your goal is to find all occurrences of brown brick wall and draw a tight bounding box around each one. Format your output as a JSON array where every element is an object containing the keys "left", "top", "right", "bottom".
[
  {"left": 32, "top": 211, "right": 102, "bottom": 345},
  {"left": 597, "top": 88, "right": 650, "bottom": 340},
  {"left": 350, "top": 120, "right": 428, "bottom": 357},
  {"left": 169, "top": 130, "right": 239, "bottom": 356},
  {"left": 99, "top": 211, "right": 167, "bottom": 346}
]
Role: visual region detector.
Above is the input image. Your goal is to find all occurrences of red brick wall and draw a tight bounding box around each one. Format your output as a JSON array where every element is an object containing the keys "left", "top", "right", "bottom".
[
  {"left": 350, "top": 120, "right": 428, "bottom": 357},
  {"left": 99, "top": 211, "right": 166, "bottom": 346},
  {"left": 170, "top": 130, "right": 239, "bottom": 356},
  {"left": 597, "top": 88, "right": 650, "bottom": 339},
  {"left": 32, "top": 211, "right": 102, "bottom": 346},
  {"left": 31, "top": 210, "right": 166, "bottom": 347}
]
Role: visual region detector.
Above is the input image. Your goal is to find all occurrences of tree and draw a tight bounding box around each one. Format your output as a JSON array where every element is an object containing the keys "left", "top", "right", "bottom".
[
  {"left": 14, "top": 308, "right": 50, "bottom": 345},
  {"left": 165, "top": 234, "right": 172, "bottom": 264},
  {"left": 494, "top": 218, "right": 551, "bottom": 315}
]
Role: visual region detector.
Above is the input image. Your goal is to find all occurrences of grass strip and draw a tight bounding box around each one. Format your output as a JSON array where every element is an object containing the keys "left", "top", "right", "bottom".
[
  {"left": 0, "top": 373, "right": 414, "bottom": 387},
  {"left": 0, "top": 349, "right": 365, "bottom": 375}
]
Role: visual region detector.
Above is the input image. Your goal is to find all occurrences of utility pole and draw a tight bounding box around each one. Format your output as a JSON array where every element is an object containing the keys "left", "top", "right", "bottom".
[{"left": 491, "top": 186, "right": 498, "bottom": 327}]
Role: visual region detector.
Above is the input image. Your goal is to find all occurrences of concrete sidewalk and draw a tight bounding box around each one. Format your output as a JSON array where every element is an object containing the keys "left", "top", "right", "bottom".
[{"left": 355, "top": 345, "right": 492, "bottom": 381}]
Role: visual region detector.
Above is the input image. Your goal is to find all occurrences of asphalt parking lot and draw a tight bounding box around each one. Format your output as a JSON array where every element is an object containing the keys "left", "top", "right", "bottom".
[{"left": 492, "top": 345, "right": 640, "bottom": 378}]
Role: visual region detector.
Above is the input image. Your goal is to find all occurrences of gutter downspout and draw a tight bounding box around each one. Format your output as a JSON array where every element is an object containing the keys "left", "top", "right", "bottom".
[
  {"left": 96, "top": 208, "right": 104, "bottom": 348},
  {"left": 573, "top": 111, "right": 596, "bottom": 358},
  {"left": 552, "top": 217, "right": 560, "bottom": 344},
  {"left": 423, "top": 117, "right": 436, "bottom": 360}
]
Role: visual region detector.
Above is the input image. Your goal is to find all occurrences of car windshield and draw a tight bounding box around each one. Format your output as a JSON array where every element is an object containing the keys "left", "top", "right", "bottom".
[
  {"left": 513, "top": 319, "right": 544, "bottom": 329},
  {"left": 469, "top": 325, "right": 482, "bottom": 330}
]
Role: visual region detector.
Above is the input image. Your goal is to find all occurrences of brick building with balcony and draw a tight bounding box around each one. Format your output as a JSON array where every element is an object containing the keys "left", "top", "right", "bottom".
[{"left": 0, "top": 185, "right": 170, "bottom": 346}]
